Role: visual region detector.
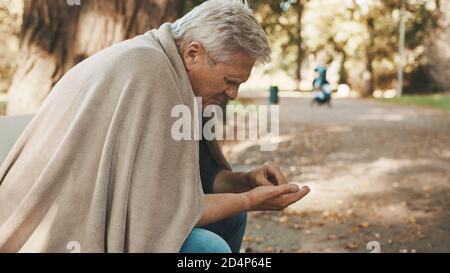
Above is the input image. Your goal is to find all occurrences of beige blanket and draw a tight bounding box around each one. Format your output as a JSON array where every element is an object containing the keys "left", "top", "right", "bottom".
[{"left": 0, "top": 23, "right": 230, "bottom": 253}]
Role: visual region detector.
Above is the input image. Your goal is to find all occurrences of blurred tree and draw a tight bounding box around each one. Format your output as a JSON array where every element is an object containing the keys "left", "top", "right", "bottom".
[
  {"left": 3, "top": 0, "right": 444, "bottom": 111},
  {"left": 7, "top": 0, "right": 186, "bottom": 115},
  {"left": 352, "top": 0, "right": 439, "bottom": 96},
  {"left": 252, "top": 0, "right": 309, "bottom": 89},
  {"left": 303, "top": 0, "right": 439, "bottom": 96},
  {"left": 0, "top": 0, "right": 22, "bottom": 94},
  {"left": 426, "top": 0, "right": 450, "bottom": 92},
  {"left": 302, "top": 0, "right": 361, "bottom": 86}
]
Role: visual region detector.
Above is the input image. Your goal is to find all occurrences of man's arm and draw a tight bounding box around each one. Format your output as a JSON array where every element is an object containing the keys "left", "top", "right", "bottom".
[
  {"left": 196, "top": 184, "right": 310, "bottom": 227},
  {"left": 196, "top": 193, "right": 247, "bottom": 227},
  {"left": 212, "top": 170, "right": 251, "bottom": 194}
]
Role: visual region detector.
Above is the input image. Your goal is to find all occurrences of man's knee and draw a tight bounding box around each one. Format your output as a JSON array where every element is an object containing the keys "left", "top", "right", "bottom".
[{"left": 180, "top": 228, "right": 232, "bottom": 253}]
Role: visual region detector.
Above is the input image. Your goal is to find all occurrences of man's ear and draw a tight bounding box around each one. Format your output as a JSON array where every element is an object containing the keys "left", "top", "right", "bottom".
[{"left": 183, "top": 41, "right": 203, "bottom": 71}]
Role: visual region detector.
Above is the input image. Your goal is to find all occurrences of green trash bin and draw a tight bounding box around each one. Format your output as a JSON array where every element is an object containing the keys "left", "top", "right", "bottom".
[{"left": 269, "top": 85, "right": 279, "bottom": 104}]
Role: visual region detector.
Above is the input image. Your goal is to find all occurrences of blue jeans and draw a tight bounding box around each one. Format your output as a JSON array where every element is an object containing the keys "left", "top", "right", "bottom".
[{"left": 180, "top": 212, "right": 247, "bottom": 253}]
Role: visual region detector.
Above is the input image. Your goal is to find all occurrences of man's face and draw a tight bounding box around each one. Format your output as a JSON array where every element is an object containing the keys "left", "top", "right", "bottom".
[{"left": 183, "top": 42, "right": 255, "bottom": 107}]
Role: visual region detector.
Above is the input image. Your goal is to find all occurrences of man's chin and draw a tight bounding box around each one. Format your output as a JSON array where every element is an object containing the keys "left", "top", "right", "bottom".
[
  {"left": 203, "top": 102, "right": 220, "bottom": 109},
  {"left": 204, "top": 99, "right": 223, "bottom": 107}
]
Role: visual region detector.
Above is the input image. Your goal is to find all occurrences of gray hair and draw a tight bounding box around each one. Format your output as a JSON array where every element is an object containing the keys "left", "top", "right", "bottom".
[{"left": 170, "top": 0, "right": 271, "bottom": 64}]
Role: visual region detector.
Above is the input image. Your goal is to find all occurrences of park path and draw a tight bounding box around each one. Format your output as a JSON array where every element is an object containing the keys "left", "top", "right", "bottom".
[{"left": 223, "top": 96, "right": 450, "bottom": 253}]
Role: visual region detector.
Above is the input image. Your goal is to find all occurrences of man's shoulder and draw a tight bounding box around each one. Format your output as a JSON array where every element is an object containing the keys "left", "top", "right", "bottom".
[
  {"left": 114, "top": 38, "right": 171, "bottom": 68},
  {"left": 94, "top": 36, "right": 179, "bottom": 83}
]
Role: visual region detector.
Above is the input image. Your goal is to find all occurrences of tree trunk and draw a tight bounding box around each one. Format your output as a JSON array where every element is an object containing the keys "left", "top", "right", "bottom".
[
  {"left": 7, "top": 0, "right": 186, "bottom": 115},
  {"left": 295, "top": 0, "right": 305, "bottom": 90},
  {"left": 338, "top": 51, "right": 348, "bottom": 85},
  {"left": 362, "top": 16, "right": 375, "bottom": 97},
  {"left": 329, "top": 36, "right": 349, "bottom": 85}
]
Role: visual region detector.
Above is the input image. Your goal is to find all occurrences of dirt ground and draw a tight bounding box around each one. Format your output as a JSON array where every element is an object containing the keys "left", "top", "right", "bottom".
[{"left": 223, "top": 96, "right": 450, "bottom": 253}]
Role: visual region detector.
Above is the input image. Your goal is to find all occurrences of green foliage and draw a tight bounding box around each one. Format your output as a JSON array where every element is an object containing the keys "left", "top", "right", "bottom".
[
  {"left": 0, "top": 92, "right": 7, "bottom": 115},
  {"left": 379, "top": 92, "right": 450, "bottom": 111},
  {"left": 0, "top": 0, "right": 444, "bottom": 97},
  {"left": 251, "top": 0, "right": 307, "bottom": 79},
  {"left": 254, "top": 0, "right": 439, "bottom": 92},
  {"left": 184, "top": 0, "right": 206, "bottom": 14}
]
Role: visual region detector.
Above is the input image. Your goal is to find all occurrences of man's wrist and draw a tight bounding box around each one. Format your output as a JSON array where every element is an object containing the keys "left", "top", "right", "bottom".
[
  {"left": 212, "top": 170, "right": 254, "bottom": 193},
  {"left": 239, "top": 191, "right": 251, "bottom": 212},
  {"left": 233, "top": 171, "right": 254, "bottom": 192},
  {"left": 242, "top": 171, "right": 254, "bottom": 189}
]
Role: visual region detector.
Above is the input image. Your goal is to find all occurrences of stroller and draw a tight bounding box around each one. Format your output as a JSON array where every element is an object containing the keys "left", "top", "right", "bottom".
[{"left": 311, "top": 66, "right": 332, "bottom": 107}]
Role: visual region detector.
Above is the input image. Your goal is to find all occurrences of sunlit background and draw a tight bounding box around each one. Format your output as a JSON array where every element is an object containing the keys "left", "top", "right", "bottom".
[{"left": 0, "top": 0, "right": 449, "bottom": 115}]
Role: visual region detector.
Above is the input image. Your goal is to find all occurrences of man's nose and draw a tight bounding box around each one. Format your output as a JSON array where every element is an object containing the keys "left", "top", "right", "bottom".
[{"left": 225, "top": 88, "right": 238, "bottom": 100}]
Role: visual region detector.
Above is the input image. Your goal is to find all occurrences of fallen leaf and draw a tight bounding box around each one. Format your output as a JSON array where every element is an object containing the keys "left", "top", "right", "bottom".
[
  {"left": 422, "top": 185, "right": 433, "bottom": 193},
  {"left": 328, "top": 234, "right": 340, "bottom": 240},
  {"left": 313, "top": 221, "right": 325, "bottom": 227},
  {"left": 245, "top": 247, "right": 253, "bottom": 253},
  {"left": 292, "top": 224, "right": 304, "bottom": 230},
  {"left": 350, "top": 226, "right": 360, "bottom": 233},
  {"left": 278, "top": 215, "right": 289, "bottom": 224},
  {"left": 346, "top": 209, "right": 355, "bottom": 216},
  {"left": 345, "top": 242, "right": 359, "bottom": 250},
  {"left": 359, "top": 221, "right": 370, "bottom": 228},
  {"left": 265, "top": 246, "right": 274, "bottom": 252},
  {"left": 406, "top": 216, "right": 416, "bottom": 224}
]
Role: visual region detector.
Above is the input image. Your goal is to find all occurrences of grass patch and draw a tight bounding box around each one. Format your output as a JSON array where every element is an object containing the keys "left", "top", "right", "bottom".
[
  {"left": 378, "top": 93, "right": 450, "bottom": 111},
  {"left": 0, "top": 92, "right": 7, "bottom": 115}
]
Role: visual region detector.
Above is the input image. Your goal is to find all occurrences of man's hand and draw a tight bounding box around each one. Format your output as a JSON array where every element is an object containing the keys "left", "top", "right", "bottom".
[
  {"left": 212, "top": 161, "right": 307, "bottom": 201},
  {"left": 243, "top": 161, "right": 310, "bottom": 211},
  {"left": 243, "top": 183, "right": 310, "bottom": 211},
  {"left": 202, "top": 162, "right": 310, "bottom": 225},
  {"left": 245, "top": 161, "right": 289, "bottom": 188}
]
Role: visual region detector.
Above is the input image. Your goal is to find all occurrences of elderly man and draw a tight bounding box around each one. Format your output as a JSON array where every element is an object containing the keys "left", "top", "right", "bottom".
[{"left": 0, "top": 0, "right": 309, "bottom": 253}]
